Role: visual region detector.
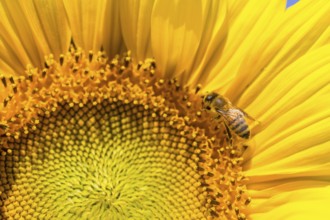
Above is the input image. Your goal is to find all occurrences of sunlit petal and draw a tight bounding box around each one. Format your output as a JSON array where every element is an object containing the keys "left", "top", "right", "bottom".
[
  {"left": 119, "top": 0, "right": 154, "bottom": 60},
  {"left": 250, "top": 186, "right": 330, "bottom": 220},
  {"left": 0, "top": 0, "right": 70, "bottom": 74},
  {"left": 242, "top": 43, "right": 330, "bottom": 168},
  {"left": 32, "top": 0, "right": 71, "bottom": 60},
  {"left": 186, "top": 0, "right": 228, "bottom": 88},
  {"left": 204, "top": 1, "right": 277, "bottom": 93},
  {"left": 103, "top": 1, "right": 125, "bottom": 57},
  {"left": 150, "top": 0, "right": 204, "bottom": 79},
  {"left": 64, "top": 0, "right": 119, "bottom": 53},
  {"left": 228, "top": 1, "right": 330, "bottom": 104}
]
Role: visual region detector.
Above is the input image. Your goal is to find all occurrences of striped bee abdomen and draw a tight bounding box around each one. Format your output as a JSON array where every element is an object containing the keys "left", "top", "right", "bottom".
[{"left": 228, "top": 116, "right": 250, "bottom": 139}]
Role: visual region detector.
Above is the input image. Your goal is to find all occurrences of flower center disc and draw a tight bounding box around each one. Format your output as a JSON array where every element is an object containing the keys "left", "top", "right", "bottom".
[{"left": 0, "top": 49, "right": 250, "bottom": 219}]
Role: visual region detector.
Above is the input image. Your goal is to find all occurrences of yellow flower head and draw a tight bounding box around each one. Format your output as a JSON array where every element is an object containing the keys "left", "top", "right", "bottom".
[{"left": 0, "top": 0, "right": 330, "bottom": 219}]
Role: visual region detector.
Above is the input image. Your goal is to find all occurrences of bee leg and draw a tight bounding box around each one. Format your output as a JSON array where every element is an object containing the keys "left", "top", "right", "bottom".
[
  {"left": 212, "top": 115, "right": 221, "bottom": 121},
  {"left": 223, "top": 122, "right": 233, "bottom": 145},
  {"left": 211, "top": 115, "right": 220, "bottom": 121}
]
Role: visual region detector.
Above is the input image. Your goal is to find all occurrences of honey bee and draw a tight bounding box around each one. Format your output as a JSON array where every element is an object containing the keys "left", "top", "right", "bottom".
[{"left": 202, "top": 92, "right": 255, "bottom": 140}]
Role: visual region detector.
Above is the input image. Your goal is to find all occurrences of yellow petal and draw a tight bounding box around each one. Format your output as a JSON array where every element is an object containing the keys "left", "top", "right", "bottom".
[
  {"left": 185, "top": 0, "right": 228, "bottom": 88},
  {"left": 240, "top": 40, "right": 330, "bottom": 217},
  {"left": 0, "top": 0, "right": 40, "bottom": 72},
  {"left": 242, "top": 45, "right": 330, "bottom": 171},
  {"left": 150, "top": 0, "right": 204, "bottom": 79},
  {"left": 64, "top": 0, "right": 116, "bottom": 53},
  {"left": 32, "top": 0, "right": 71, "bottom": 58},
  {"left": 228, "top": 1, "right": 330, "bottom": 104},
  {"left": 226, "top": 0, "right": 248, "bottom": 25},
  {"left": 246, "top": 140, "right": 330, "bottom": 182},
  {"left": 245, "top": 45, "right": 330, "bottom": 122},
  {"left": 251, "top": 90, "right": 329, "bottom": 162},
  {"left": 103, "top": 1, "right": 125, "bottom": 56},
  {"left": 119, "top": 0, "right": 154, "bottom": 60},
  {"left": 250, "top": 186, "right": 330, "bottom": 220},
  {"left": 309, "top": 26, "right": 330, "bottom": 50},
  {"left": 0, "top": 39, "right": 15, "bottom": 76},
  {"left": 204, "top": 1, "right": 278, "bottom": 93},
  {"left": 199, "top": 0, "right": 330, "bottom": 100},
  {"left": 0, "top": 0, "right": 70, "bottom": 74}
]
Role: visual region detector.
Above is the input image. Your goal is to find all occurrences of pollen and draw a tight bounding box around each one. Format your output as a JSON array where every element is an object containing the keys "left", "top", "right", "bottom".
[{"left": 0, "top": 47, "right": 250, "bottom": 219}]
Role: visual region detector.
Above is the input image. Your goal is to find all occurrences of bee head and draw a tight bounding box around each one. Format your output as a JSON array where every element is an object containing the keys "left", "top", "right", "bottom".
[{"left": 202, "top": 92, "right": 219, "bottom": 111}]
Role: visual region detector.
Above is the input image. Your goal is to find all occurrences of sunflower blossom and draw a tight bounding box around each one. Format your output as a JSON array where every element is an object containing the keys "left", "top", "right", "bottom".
[{"left": 0, "top": 0, "right": 329, "bottom": 220}]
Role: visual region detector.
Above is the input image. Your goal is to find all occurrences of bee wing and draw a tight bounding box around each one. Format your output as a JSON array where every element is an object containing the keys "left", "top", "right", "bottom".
[
  {"left": 237, "top": 107, "right": 255, "bottom": 121},
  {"left": 237, "top": 107, "right": 261, "bottom": 125},
  {"left": 216, "top": 106, "right": 260, "bottom": 126},
  {"left": 216, "top": 108, "right": 259, "bottom": 128},
  {"left": 215, "top": 108, "right": 241, "bottom": 123}
]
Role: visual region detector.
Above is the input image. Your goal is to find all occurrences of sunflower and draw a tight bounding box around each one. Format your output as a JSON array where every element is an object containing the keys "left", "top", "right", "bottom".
[{"left": 1, "top": 0, "right": 329, "bottom": 219}]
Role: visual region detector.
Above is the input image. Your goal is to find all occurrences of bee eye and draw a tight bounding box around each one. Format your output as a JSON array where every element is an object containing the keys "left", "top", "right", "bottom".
[
  {"left": 205, "top": 95, "right": 212, "bottom": 101},
  {"left": 205, "top": 93, "right": 217, "bottom": 102}
]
